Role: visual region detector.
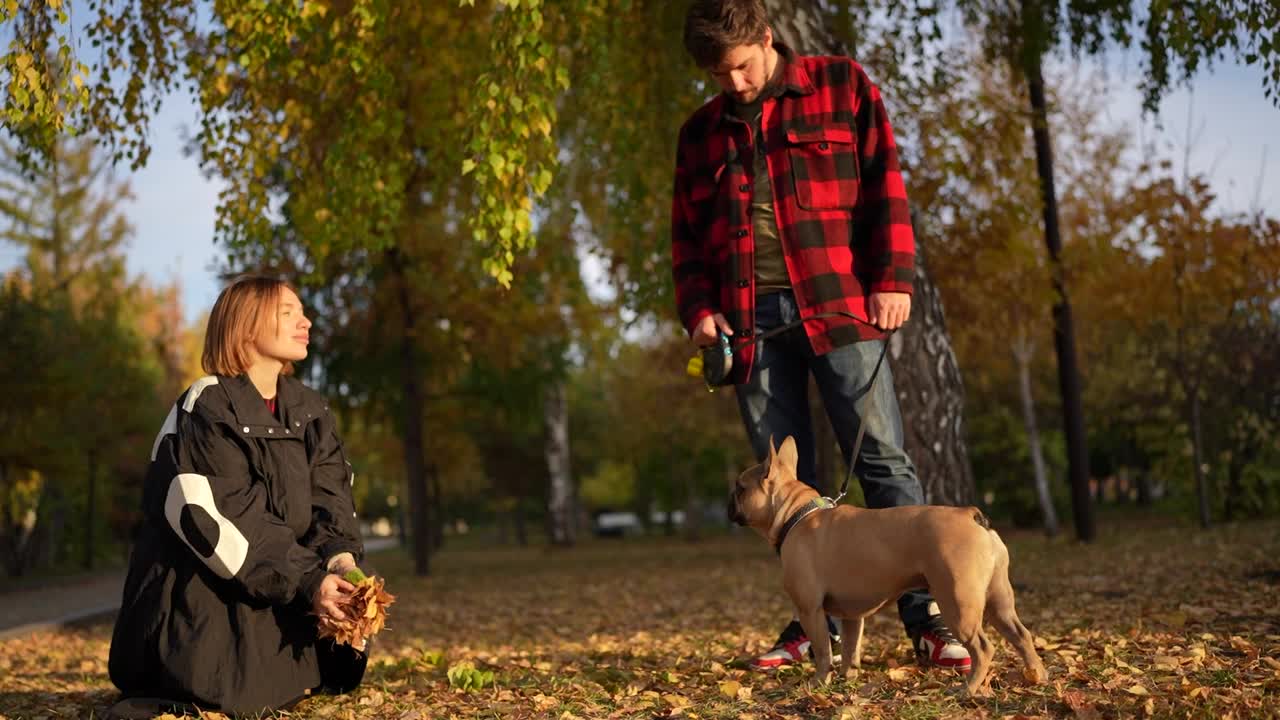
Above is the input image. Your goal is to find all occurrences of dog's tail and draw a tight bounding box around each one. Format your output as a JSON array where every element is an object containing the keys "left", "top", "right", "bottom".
[{"left": 971, "top": 508, "right": 991, "bottom": 530}]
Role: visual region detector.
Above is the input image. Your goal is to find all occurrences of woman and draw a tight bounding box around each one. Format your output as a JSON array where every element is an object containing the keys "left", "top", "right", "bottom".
[{"left": 108, "top": 275, "right": 368, "bottom": 717}]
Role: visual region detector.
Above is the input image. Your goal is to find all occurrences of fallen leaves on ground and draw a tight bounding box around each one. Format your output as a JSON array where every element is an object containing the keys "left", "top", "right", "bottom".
[{"left": 2, "top": 517, "right": 1278, "bottom": 719}]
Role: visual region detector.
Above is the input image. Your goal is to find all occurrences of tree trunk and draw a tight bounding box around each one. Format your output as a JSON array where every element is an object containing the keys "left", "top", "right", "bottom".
[
  {"left": 390, "top": 250, "right": 432, "bottom": 575},
  {"left": 1136, "top": 471, "right": 1154, "bottom": 506},
  {"left": 1020, "top": 27, "right": 1096, "bottom": 542},
  {"left": 544, "top": 379, "right": 576, "bottom": 546},
  {"left": 1013, "top": 335, "right": 1058, "bottom": 537},
  {"left": 766, "top": 0, "right": 976, "bottom": 506},
  {"left": 429, "top": 464, "right": 445, "bottom": 551},
  {"left": 84, "top": 449, "right": 96, "bottom": 570},
  {"left": 1189, "top": 390, "right": 1211, "bottom": 528},
  {"left": 513, "top": 503, "right": 528, "bottom": 547},
  {"left": 397, "top": 477, "right": 410, "bottom": 548}
]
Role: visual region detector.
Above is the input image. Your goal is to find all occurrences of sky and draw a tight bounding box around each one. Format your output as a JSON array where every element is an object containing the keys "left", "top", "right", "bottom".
[{"left": 19, "top": 51, "right": 1278, "bottom": 325}]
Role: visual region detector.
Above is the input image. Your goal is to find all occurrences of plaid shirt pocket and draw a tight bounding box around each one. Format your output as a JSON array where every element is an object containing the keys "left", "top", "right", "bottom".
[{"left": 786, "top": 125, "right": 859, "bottom": 211}]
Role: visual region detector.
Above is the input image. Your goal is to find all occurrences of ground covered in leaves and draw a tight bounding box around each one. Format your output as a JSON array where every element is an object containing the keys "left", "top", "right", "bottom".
[{"left": 3, "top": 516, "right": 1279, "bottom": 719}]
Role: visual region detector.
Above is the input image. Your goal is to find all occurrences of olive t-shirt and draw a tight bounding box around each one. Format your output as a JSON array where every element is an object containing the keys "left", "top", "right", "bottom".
[{"left": 726, "top": 74, "right": 790, "bottom": 294}]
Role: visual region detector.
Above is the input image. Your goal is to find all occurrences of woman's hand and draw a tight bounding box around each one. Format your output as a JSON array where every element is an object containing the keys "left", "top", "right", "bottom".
[{"left": 312, "top": 573, "right": 356, "bottom": 621}]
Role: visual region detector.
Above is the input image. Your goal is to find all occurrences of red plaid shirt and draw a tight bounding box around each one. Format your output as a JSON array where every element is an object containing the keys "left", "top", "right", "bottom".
[{"left": 670, "top": 44, "right": 915, "bottom": 384}]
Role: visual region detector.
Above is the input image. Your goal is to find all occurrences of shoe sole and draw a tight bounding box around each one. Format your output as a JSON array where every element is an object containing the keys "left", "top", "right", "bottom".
[{"left": 751, "top": 653, "right": 843, "bottom": 670}]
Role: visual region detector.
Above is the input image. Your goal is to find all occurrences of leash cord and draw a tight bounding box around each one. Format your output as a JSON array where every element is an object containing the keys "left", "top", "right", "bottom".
[{"left": 729, "top": 310, "right": 894, "bottom": 505}]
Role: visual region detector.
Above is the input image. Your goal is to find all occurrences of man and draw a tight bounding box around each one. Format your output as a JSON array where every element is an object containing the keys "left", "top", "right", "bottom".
[{"left": 670, "top": 0, "right": 970, "bottom": 672}]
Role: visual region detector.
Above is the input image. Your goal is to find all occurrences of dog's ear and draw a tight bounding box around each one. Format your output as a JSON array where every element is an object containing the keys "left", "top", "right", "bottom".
[
  {"left": 764, "top": 435, "right": 778, "bottom": 479},
  {"left": 775, "top": 435, "right": 799, "bottom": 477}
]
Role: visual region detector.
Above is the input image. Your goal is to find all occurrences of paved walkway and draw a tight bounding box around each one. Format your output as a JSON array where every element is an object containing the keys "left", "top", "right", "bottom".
[{"left": 0, "top": 537, "right": 401, "bottom": 641}]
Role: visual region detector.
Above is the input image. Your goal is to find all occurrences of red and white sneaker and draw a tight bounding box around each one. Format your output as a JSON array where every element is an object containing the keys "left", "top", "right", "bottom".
[
  {"left": 751, "top": 620, "right": 810, "bottom": 669},
  {"left": 911, "top": 618, "right": 972, "bottom": 671},
  {"left": 750, "top": 620, "right": 840, "bottom": 670}
]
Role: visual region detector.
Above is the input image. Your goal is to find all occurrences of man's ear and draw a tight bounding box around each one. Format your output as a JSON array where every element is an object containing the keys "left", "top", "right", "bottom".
[
  {"left": 763, "top": 25, "right": 773, "bottom": 51},
  {"left": 776, "top": 435, "right": 799, "bottom": 477}
]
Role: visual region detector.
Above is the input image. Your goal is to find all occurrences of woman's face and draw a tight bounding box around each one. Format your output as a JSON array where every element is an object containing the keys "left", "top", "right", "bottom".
[{"left": 251, "top": 286, "right": 311, "bottom": 365}]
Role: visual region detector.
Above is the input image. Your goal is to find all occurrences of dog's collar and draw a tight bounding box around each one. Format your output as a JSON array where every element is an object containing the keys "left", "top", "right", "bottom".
[{"left": 774, "top": 497, "right": 836, "bottom": 555}]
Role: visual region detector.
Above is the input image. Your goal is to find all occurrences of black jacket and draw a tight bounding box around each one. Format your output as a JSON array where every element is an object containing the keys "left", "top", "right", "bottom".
[{"left": 109, "top": 373, "right": 364, "bottom": 713}]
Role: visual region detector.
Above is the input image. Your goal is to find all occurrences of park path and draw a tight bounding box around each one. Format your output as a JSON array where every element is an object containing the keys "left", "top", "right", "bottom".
[{"left": 0, "top": 536, "right": 400, "bottom": 640}]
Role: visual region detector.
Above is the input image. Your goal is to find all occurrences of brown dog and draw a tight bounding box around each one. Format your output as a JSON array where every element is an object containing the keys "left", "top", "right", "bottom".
[{"left": 728, "top": 436, "right": 1047, "bottom": 696}]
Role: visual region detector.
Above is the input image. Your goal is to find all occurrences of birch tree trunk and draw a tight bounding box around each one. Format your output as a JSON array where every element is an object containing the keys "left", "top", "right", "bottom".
[{"left": 544, "top": 379, "right": 576, "bottom": 545}]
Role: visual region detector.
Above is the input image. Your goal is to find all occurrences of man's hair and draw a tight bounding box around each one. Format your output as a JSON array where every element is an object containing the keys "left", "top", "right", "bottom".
[
  {"left": 683, "top": 0, "right": 770, "bottom": 68},
  {"left": 202, "top": 274, "right": 296, "bottom": 377}
]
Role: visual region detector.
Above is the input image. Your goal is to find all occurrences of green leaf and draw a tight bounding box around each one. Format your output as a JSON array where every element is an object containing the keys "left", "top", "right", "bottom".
[
  {"left": 342, "top": 567, "right": 368, "bottom": 584},
  {"left": 461, "top": 158, "right": 476, "bottom": 175}
]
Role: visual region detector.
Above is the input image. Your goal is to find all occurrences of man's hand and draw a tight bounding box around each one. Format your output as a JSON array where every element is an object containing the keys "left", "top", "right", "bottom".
[
  {"left": 312, "top": 573, "right": 356, "bottom": 622},
  {"left": 692, "top": 313, "right": 734, "bottom": 347},
  {"left": 868, "top": 292, "right": 911, "bottom": 330}
]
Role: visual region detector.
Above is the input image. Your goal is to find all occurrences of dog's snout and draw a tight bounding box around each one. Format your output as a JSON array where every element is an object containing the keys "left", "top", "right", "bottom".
[{"left": 726, "top": 495, "right": 745, "bottom": 526}]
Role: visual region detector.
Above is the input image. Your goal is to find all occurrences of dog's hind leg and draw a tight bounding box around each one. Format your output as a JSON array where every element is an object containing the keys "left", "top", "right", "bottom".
[
  {"left": 984, "top": 532, "right": 1047, "bottom": 684},
  {"left": 839, "top": 616, "right": 864, "bottom": 677},
  {"left": 931, "top": 583, "right": 996, "bottom": 697}
]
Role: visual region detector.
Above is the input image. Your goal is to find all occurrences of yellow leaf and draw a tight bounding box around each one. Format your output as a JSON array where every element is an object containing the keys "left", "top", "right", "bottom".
[
  {"left": 662, "top": 693, "right": 690, "bottom": 707},
  {"left": 1126, "top": 684, "right": 1149, "bottom": 695},
  {"left": 531, "top": 693, "right": 559, "bottom": 709},
  {"left": 886, "top": 667, "right": 912, "bottom": 682},
  {"left": 718, "top": 680, "right": 741, "bottom": 698},
  {"left": 1151, "top": 611, "right": 1187, "bottom": 628},
  {"left": 1152, "top": 655, "right": 1181, "bottom": 670}
]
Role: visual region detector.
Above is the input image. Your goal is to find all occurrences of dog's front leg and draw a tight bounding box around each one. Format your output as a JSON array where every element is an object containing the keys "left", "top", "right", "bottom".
[
  {"left": 839, "top": 616, "right": 864, "bottom": 677},
  {"left": 797, "top": 608, "right": 832, "bottom": 684}
]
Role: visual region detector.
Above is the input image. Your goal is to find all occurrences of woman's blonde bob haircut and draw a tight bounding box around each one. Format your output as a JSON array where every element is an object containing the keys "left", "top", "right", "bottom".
[{"left": 202, "top": 274, "right": 297, "bottom": 377}]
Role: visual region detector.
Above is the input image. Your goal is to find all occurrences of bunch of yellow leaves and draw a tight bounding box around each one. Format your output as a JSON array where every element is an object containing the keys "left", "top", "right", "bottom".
[{"left": 316, "top": 569, "right": 396, "bottom": 651}]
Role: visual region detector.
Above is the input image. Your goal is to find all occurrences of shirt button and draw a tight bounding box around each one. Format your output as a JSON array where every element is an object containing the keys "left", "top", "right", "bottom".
[
  {"left": 737, "top": 279, "right": 749, "bottom": 288},
  {"left": 739, "top": 183, "right": 750, "bottom": 192},
  {"left": 267, "top": 428, "right": 273, "bottom": 434},
  {"left": 243, "top": 427, "right": 250, "bottom": 433},
  {"left": 819, "top": 142, "right": 829, "bottom": 150},
  {"left": 736, "top": 229, "right": 748, "bottom": 237}
]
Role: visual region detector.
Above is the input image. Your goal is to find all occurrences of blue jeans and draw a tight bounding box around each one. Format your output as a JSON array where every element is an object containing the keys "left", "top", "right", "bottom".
[{"left": 735, "top": 291, "right": 935, "bottom": 636}]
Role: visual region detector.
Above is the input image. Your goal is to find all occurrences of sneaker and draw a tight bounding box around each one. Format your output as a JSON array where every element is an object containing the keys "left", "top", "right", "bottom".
[
  {"left": 911, "top": 616, "right": 972, "bottom": 671},
  {"left": 750, "top": 619, "right": 841, "bottom": 670}
]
